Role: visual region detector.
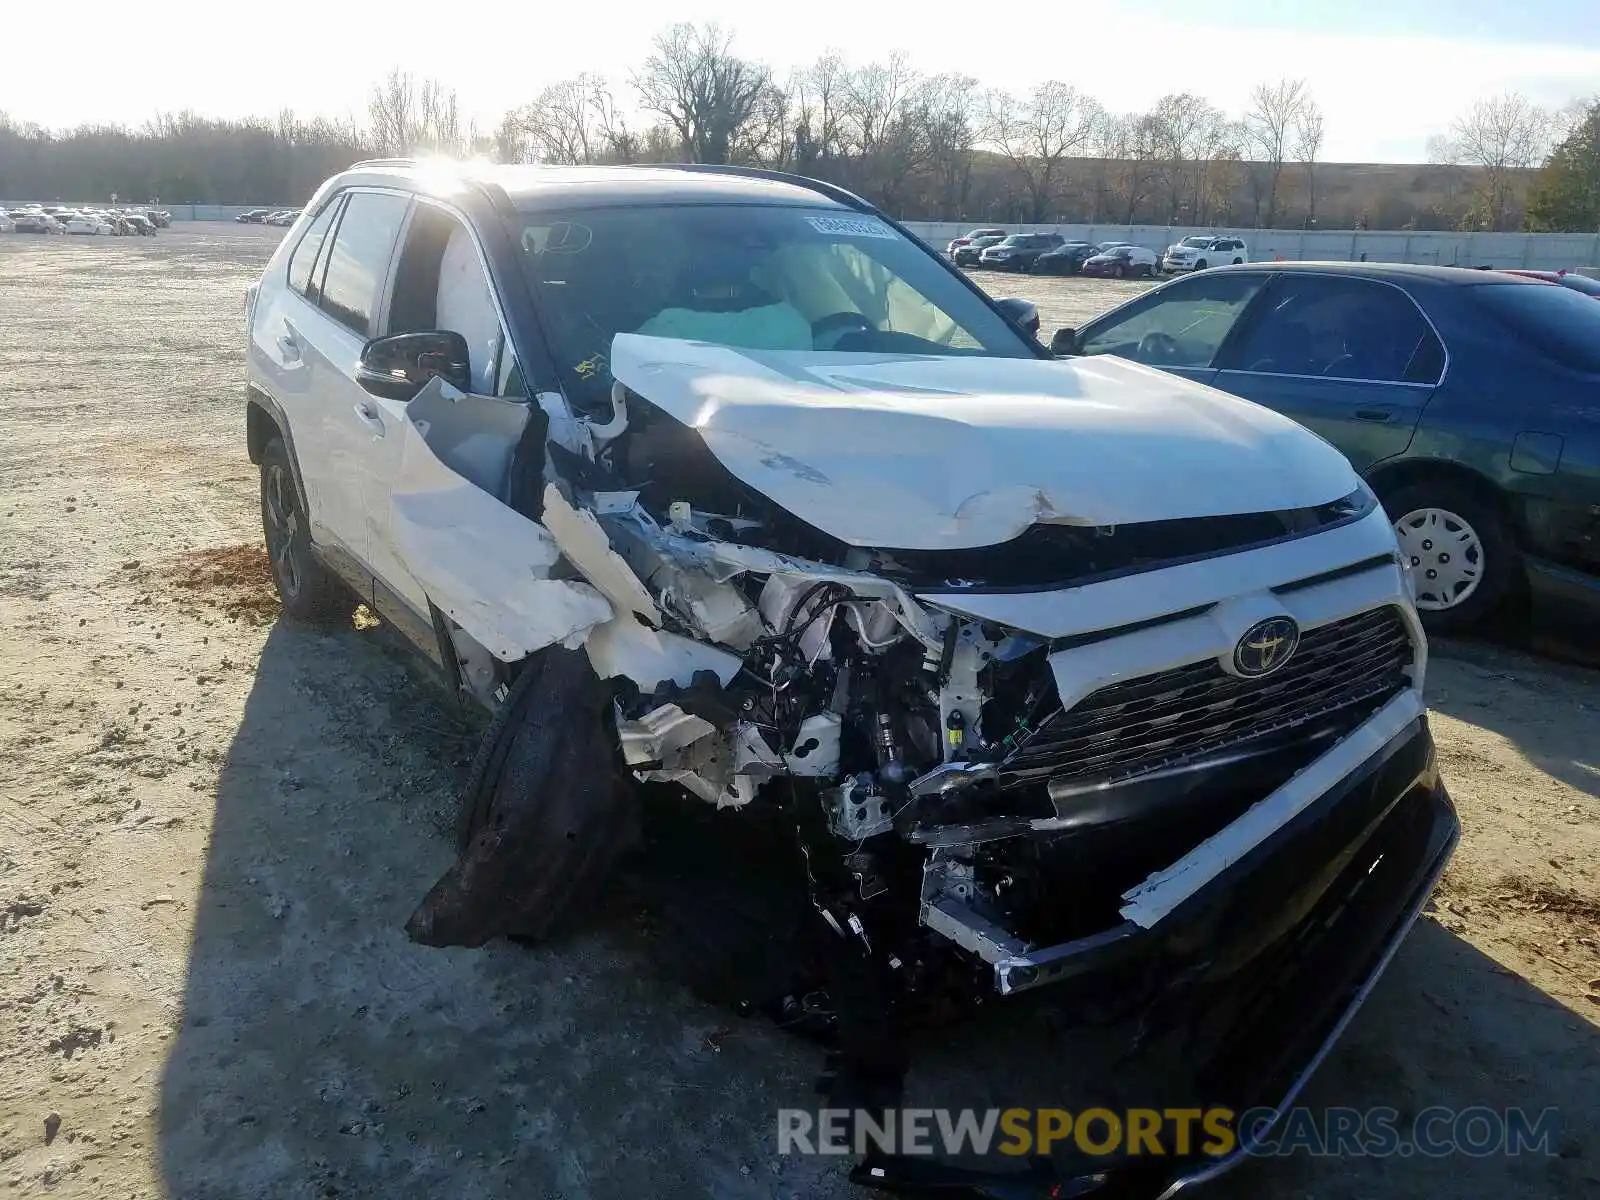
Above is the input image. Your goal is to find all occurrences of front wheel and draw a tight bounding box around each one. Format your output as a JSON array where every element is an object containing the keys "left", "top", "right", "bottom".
[
  {"left": 259, "top": 436, "right": 346, "bottom": 621},
  {"left": 1194, "top": 258, "right": 1209, "bottom": 270},
  {"left": 1385, "top": 480, "right": 1518, "bottom": 631}
]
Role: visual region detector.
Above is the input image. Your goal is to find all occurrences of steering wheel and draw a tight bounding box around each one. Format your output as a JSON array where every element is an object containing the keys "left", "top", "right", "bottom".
[
  {"left": 812, "top": 311, "right": 876, "bottom": 350},
  {"left": 1136, "top": 330, "right": 1182, "bottom": 363}
]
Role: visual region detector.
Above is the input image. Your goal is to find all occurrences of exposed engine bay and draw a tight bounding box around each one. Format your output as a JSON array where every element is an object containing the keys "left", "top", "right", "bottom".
[{"left": 393, "top": 333, "right": 1449, "bottom": 1193}]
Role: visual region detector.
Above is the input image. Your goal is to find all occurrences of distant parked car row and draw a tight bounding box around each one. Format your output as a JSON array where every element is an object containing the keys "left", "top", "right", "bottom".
[
  {"left": 945, "top": 228, "right": 1172, "bottom": 278},
  {"left": 2, "top": 203, "right": 168, "bottom": 236},
  {"left": 944, "top": 226, "right": 1245, "bottom": 278},
  {"left": 237, "top": 209, "right": 302, "bottom": 226}
]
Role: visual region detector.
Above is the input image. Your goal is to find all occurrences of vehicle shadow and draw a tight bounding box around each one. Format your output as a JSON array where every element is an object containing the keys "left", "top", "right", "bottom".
[
  {"left": 154, "top": 620, "right": 854, "bottom": 1200},
  {"left": 158, "top": 621, "right": 1599, "bottom": 1200}
]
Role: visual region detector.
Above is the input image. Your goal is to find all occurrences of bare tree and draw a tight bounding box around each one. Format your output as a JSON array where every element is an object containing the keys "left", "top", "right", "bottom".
[
  {"left": 790, "top": 53, "right": 849, "bottom": 172},
  {"left": 366, "top": 70, "right": 470, "bottom": 156},
  {"left": 499, "top": 75, "right": 623, "bottom": 165},
  {"left": 1439, "top": 92, "right": 1553, "bottom": 229},
  {"left": 1243, "top": 78, "right": 1310, "bottom": 227},
  {"left": 1294, "top": 98, "right": 1325, "bottom": 227},
  {"left": 367, "top": 69, "right": 418, "bottom": 156},
  {"left": 922, "top": 73, "right": 981, "bottom": 219},
  {"left": 983, "top": 81, "right": 1099, "bottom": 221},
  {"left": 1101, "top": 111, "right": 1163, "bottom": 224},
  {"left": 632, "top": 22, "right": 773, "bottom": 164},
  {"left": 1147, "top": 93, "right": 1227, "bottom": 223}
]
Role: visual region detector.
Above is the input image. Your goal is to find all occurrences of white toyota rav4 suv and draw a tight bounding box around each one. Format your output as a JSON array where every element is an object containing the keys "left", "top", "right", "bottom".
[{"left": 243, "top": 160, "right": 1455, "bottom": 1196}]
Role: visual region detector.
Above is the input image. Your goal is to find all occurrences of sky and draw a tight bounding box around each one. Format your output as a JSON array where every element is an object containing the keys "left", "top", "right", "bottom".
[{"left": 5, "top": 0, "right": 1598, "bottom": 162}]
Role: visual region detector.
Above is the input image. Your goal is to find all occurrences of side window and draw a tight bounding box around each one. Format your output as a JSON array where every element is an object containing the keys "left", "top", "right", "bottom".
[
  {"left": 286, "top": 198, "right": 340, "bottom": 300},
  {"left": 318, "top": 191, "right": 410, "bottom": 336},
  {"left": 1223, "top": 276, "right": 1441, "bottom": 383},
  {"left": 385, "top": 203, "right": 506, "bottom": 394},
  {"left": 1079, "top": 272, "right": 1265, "bottom": 368}
]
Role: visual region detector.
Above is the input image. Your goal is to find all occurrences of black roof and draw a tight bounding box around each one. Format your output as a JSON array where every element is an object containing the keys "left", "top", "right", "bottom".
[{"left": 1208, "top": 260, "right": 1546, "bottom": 287}]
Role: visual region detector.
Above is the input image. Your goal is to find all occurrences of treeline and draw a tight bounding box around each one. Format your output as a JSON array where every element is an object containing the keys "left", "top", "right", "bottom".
[{"left": 2, "top": 23, "right": 1594, "bottom": 232}]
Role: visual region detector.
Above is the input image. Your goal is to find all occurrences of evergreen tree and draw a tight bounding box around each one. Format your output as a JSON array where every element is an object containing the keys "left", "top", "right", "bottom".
[{"left": 1527, "top": 102, "right": 1600, "bottom": 232}]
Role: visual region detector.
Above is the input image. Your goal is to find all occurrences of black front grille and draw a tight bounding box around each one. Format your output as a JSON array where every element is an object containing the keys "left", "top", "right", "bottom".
[{"left": 1000, "top": 606, "right": 1413, "bottom": 789}]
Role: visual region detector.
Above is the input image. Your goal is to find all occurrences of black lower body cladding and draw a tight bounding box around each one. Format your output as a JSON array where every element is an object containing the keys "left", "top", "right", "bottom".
[
  {"left": 856, "top": 719, "right": 1458, "bottom": 1198},
  {"left": 404, "top": 648, "right": 638, "bottom": 947}
]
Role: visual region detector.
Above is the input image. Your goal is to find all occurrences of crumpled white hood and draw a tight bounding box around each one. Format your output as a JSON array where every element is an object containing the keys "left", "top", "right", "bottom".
[{"left": 609, "top": 334, "right": 1359, "bottom": 551}]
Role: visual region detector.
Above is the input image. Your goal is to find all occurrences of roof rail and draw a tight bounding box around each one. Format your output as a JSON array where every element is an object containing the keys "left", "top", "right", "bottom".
[
  {"left": 346, "top": 157, "right": 422, "bottom": 170},
  {"left": 631, "top": 162, "right": 877, "bottom": 215}
]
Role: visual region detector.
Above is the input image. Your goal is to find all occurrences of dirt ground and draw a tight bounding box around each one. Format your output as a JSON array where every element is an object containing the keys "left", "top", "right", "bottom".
[{"left": 1, "top": 226, "right": 1596, "bottom": 1200}]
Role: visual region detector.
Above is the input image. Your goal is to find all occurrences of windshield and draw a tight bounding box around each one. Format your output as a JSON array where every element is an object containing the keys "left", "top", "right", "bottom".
[
  {"left": 1472, "top": 281, "right": 1600, "bottom": 373},
  {"left": 1180, "top": 236, "right": 1213, "bottom": 248},
  {"left": 1557, "top": 273, "right": 1600, "bottom": 297},
  {"left": 514, "top": 204, "right": 1036, "bottom": 407}
]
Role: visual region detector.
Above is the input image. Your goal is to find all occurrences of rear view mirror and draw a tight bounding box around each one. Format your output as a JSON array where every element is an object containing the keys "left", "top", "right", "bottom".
[
  {"left": 357, "top": 330, "right": 471, "bottom": 401},
  {"left": 1050, "top": 327, "right": 1079, "bottom": 356},
  {"left": 994, "top": 297, "right": 1040, "bottom": 338}
]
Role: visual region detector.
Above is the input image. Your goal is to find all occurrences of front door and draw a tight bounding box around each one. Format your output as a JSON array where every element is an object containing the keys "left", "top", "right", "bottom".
[{"left": 292, "top": 189, "right": 413, "bottom": 572}]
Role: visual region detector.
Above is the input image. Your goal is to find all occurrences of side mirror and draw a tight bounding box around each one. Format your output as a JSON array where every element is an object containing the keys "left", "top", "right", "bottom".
[
  {"left": 357, "top": 330, "right": 471, "bottom": 401},
  {"left": 1050, "top": 327, "right": 1079, "bottom": 356},
  {"left": 994, "top": 297, "right": 1040, "bottom": 338}
]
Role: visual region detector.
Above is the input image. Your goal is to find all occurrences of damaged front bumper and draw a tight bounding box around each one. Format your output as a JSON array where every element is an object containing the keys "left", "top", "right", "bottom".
[
  {"left": 925, "top": 689, "right": 1434, "bottom": 997},
  {"left": 857, "top": 711, "right": 1458, "bottom": 1198}
]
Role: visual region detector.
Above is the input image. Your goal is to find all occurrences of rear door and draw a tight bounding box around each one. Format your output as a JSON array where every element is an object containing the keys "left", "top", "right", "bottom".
[
  {"left": 251, "top": 194, "right": 343, "bottom": 538},
  {"left": 1074, "top": 270, "right": 1269, "bottom": 387},
  {"left": 1210, "top": 274, "right": 1444, "bottom": 472}
]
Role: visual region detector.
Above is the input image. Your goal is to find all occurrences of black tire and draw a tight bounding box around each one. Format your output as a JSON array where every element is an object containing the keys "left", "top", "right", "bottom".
[
  {"left": 1232, "top": 257, "right": 1243, "bottom": 265},
  {"left": 1382, "top": 479, "right": 1519, "bottom": 633},
  {"left": 1194, "top": 258, "right": 1209, "bottom": 270},
  {"left": 259, "top": 436, "right": 346, "bottom": 621},
  {"left": 410, "top": 647, "right": 637, "bottom": 947}
]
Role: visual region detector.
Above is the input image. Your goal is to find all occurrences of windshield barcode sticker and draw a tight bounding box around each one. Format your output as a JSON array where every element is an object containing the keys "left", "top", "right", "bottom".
[{"left": 806, "top": 214, "right": 897, "bottom": 240}]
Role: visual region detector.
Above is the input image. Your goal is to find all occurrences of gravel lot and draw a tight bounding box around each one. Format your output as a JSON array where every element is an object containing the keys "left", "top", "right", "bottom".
[{"left": 1, "top": 225, "right": 1597, "bottom": 1200}]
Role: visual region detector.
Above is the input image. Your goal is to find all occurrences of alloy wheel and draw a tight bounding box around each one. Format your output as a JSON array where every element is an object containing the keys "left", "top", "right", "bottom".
[{"left": 263, "top": 464, "right": 304, "bottom": 601}]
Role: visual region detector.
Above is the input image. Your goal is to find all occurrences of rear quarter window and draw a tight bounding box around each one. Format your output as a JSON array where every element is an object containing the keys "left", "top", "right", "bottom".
[{"left": 1471, "top": 282, "right": 1600, "bottom": 373}]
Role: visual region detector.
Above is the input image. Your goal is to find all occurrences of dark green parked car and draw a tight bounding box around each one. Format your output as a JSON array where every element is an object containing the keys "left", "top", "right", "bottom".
[{"left": 1053, "top": 262, "right": 1600, "bottom": 633}]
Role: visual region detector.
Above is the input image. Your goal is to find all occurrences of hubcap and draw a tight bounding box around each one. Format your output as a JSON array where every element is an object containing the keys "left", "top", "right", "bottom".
[
  {"left": 263, "top": 465, "right": 302, "bottom": 599},
  {"left": 1394, "top": 507, "right": 1483, "bottom": 610}
]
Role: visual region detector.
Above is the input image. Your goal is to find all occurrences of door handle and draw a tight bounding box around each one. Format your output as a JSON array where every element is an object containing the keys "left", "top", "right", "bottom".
[
  {"left": 277, "top": 331, "right": 302, "bottom": 362},
  {"left": 353, "top": 401, "right": 386, "bottom": 435},
  {"left": 1353, "top": 407, "right": 1394, "bottom": 422}
]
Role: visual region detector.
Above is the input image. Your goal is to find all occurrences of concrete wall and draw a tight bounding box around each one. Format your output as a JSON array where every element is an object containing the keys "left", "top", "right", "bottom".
[{"left": 901, "top": 221, "right": 1600, "bottom": 271}]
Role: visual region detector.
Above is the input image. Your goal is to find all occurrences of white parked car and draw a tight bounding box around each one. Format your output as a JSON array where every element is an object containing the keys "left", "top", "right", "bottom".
[
  {"left": 1161, "top": 235, "right": 1249, "bottom": 273},
  {"left": 63, "top": 213, "right": 113, "bottom": 235},
  {"left": 0, "top": 211, "right": 14, "bottom": 233}
]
